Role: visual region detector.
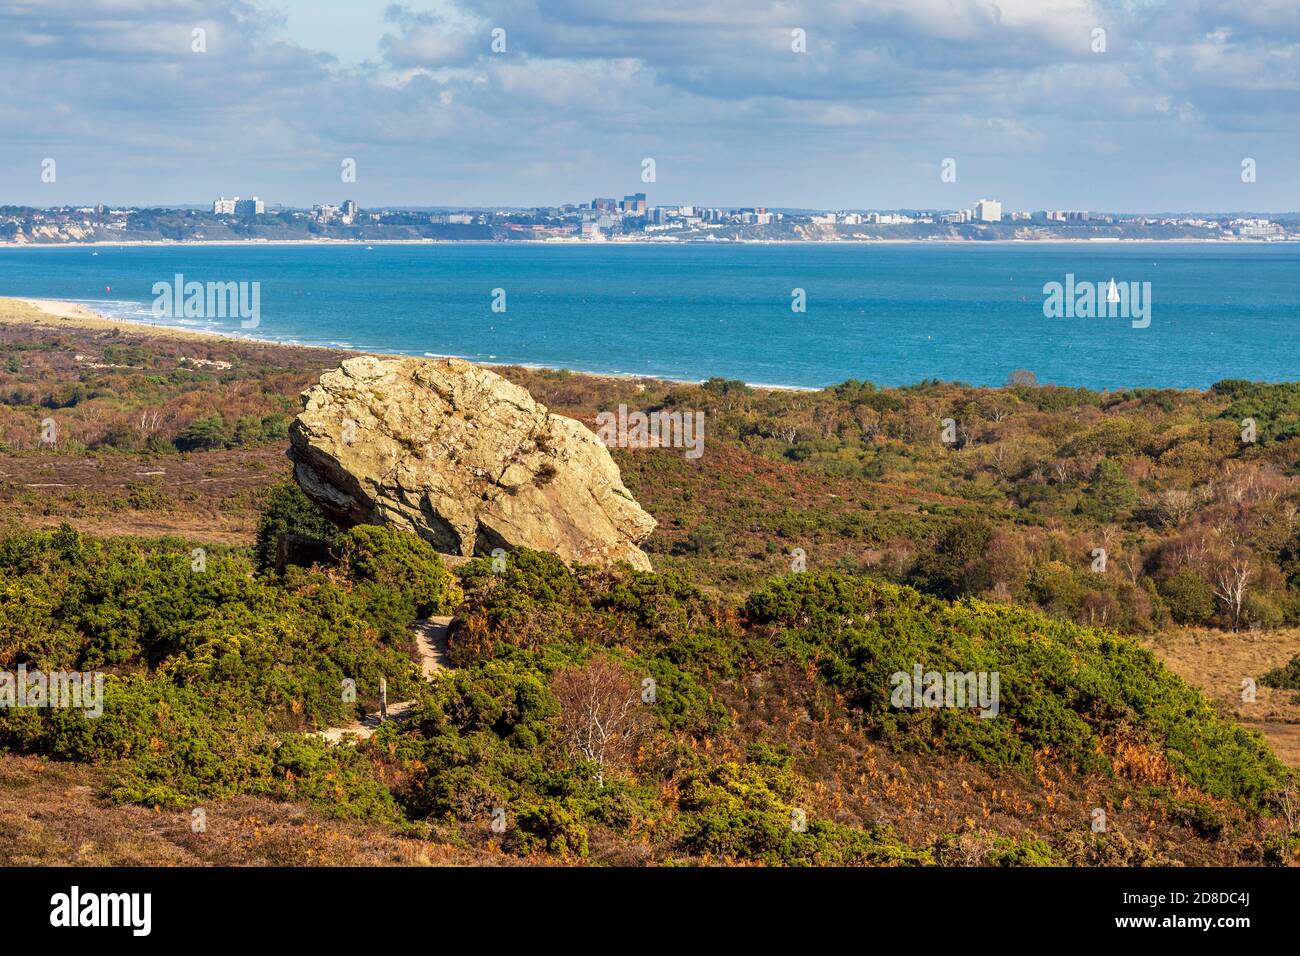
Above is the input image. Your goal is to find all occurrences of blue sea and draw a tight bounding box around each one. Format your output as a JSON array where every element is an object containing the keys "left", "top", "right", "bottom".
[{"left": 1, "top": 242, "right": 1297, "bottom": 390}]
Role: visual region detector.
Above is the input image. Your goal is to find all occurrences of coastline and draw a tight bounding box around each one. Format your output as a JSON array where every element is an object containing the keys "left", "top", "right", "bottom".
[
  {"left": 2, "top": 236, "right": 1297, "bottom": 249},
  {"left": 1, "top": 297, "right": 239, "bottom": 344},
  {"left": 0, "top": 296, "right": 817, "bottom": 393}
]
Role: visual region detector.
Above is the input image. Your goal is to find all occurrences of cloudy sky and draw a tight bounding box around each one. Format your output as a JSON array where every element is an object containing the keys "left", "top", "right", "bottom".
[{"left": 2, "top": 0, "right": 1297, "bottom": 211}]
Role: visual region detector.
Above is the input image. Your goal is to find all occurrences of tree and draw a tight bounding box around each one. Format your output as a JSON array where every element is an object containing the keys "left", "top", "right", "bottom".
[
  {"left": 1080, "top": 459, "right": 1137, "bottom": 522},
  {"left": 253, "top": 481, "right": 342, "bottom": 572},
  {"left": 907, "top": 518, "right": 993, "bottom": 600},
  {"left": 1279, "top": 529, "right": 1300, "bottom": 590},
  {"left": 1279, "top": 779, "right": 1300, "bottom": 833},
  {"left": 1159, "top": 569, "right": 1217, "bottom": 626},
  {"left": 1210, "top": 549, "right": 1254, "bottom": 631},
  {"left": 135, "top": 408, "right": 163, "bottom": 444},
  {"left": 1079, "top": 589, "right": 1121, "bottom": 627},
  {"left": 1148, "top": 487, "right": 1209, "bottom": 529},
  {"left": 552, "top": 657, "right": 650, "bottom": 787}
]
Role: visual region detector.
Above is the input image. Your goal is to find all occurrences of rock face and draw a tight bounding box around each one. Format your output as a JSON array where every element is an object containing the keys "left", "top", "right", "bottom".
[{"left": 289, "top": 356, "right": 656, "bottom": 571}]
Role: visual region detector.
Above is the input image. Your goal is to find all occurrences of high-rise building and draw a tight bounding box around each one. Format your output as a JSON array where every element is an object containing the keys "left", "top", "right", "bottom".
[
  {"left": 234, "top": 196, "right": 264, "bottom": 218},
  {"left": 973, "top": 199, "right": 1002, "bottom": 222},
  {"left": 213, "top": 197, "right": 236, "bottom": 215},
  {"left": 621, "top": 193, "right": 647, "bottom": 216},
  {"left": 341, "top": 200, "right": 358, "bottom": 219}
]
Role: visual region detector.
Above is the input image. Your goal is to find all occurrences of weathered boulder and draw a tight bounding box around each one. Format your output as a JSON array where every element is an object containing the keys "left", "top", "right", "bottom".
[{"left": 288, "top": 356, "right": 656, "bottom": 570}]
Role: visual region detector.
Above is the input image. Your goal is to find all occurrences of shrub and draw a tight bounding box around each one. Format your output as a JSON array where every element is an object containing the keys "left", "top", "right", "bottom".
[
  {"left": 1243, "top": 591, "right": 1285, "bottom": 630},
  {"left": 174, "top": 414, "right": 228, "bottom": 452},
  {"left": 1260, "top": 654, "right": 1300, "bottom": 692},
  {"left": 515, "top": 801, "right": 589, "bottom": 858},
  {"left": 743, "top": 571, "right": 1286, "bottom": 807},
  {"left": 0, "top": 526, "right": 424, "bottom": 816},
  {"left": 675, "top": 747, "right": 924, "bottom": 865},
  {"left": 337, "top": 525, "right": 462, "bottom": 616}
]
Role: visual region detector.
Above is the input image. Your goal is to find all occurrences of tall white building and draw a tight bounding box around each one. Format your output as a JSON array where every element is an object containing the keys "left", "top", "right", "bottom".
[
  {"left": 973, "top": 199, "right": 1002, "bottom": 222},
  {"left": 213, "top": 197, "right": 236, "bottom": 215}
]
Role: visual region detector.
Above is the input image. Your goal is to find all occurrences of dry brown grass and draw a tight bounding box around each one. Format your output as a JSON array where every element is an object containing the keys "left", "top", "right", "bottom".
[
  {"left": 1144, "top": 627, "right": 1300, "bottom": 766},
  {"left": 0, "top": 755, "right": 518, "bottom": 867},
  {"left": 0, "top": 445, "right": 290, "bottom": 545}
]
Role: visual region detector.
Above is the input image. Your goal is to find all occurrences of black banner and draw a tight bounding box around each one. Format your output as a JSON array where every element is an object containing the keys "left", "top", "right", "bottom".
[{"left": 2, "top": 866, "right": 1281, "bottom": 943}]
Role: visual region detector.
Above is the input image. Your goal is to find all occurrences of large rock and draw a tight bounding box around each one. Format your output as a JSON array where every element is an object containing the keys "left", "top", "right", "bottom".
[{"left": 288, "top": 356, "right": 656, "bottom": 570}]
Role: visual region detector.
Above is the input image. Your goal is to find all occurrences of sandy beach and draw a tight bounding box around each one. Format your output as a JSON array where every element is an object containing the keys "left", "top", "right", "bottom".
[{"left": 0, "top": 297, "right": 239, "bottom": 343}]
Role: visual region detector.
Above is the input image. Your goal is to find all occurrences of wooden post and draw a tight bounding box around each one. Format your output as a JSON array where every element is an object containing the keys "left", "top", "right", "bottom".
[{"left": 380, "top": 676, "right": 388, "bottom": 721}]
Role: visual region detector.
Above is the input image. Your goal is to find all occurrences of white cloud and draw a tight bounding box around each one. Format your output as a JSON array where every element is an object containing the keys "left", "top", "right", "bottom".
[{"left": 0, "top": 0, "right": 1296, "bottom": 209}]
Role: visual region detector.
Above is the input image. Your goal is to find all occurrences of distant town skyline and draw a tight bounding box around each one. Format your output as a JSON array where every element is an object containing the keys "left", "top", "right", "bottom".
[
  {"left": 12, "top": 197, "right": 1300, "bottom": 218},
  {"left": 2, "top": 1, "right": 1298, "bottom": 211},
  {"left": 9, "top": 194, "right": 1293, "bottom": 247}
]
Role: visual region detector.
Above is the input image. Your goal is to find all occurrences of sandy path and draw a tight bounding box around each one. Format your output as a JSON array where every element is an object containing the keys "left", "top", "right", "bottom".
[
  {"left": 316, "top": 616, "right": 452, "bottom": 744},
  {"left": 412, "top": 617, "right": 451, "bottom": 677}
]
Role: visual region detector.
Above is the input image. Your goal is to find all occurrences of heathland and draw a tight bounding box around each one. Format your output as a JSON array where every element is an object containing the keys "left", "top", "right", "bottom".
[{"left": 1, "top": 296, "right": 1298, "bottom": 866}]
